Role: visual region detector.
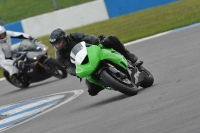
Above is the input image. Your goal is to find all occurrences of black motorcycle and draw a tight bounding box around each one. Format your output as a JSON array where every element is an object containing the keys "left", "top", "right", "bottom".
[{"left": 4, "top": 39, "right": 67, "bottom": 89}]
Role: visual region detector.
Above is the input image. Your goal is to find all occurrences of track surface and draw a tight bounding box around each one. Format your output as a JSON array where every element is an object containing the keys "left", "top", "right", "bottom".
[{"left": 1, "top": 24, "right": 200, "bottom": 133}]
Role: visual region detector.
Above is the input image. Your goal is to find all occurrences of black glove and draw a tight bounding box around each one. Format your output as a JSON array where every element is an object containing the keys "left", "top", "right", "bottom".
[
  {"left": 98, "top": 34, "right": 105, "bottom": 42},
  {"left": 62, "top": 59, "right": 70, "bottom": 67},
  {"left": 28, "top": 36, "right": 35, "bottom": 41},
  {"left": 13, "top": 60, "right": 24, "bottom": 69},
  {"left": 67, "top": 65, "right": 76, "bottom": 76}
]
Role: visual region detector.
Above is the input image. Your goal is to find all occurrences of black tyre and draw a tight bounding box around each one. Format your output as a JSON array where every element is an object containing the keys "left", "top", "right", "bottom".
[
  {"left": 100, "top": 69, "right": 138, "bottom": 96},
  {"left": 3, "top": 70, "right": 30, "bottom": 89},
  {"left": 139, "top": 66, "right": 154, "bottom": 88},
  {"left": 44, "top": 58, "right": 67, "bottom": 79}
]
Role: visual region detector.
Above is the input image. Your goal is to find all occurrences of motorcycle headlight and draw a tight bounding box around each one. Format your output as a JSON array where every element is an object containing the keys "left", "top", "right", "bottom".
[
  {"left": 43, "top": 46, "right": 48, "bottom": 51},
  {"left": 33, "top": 56, "right": 37, "bottom": 60}
]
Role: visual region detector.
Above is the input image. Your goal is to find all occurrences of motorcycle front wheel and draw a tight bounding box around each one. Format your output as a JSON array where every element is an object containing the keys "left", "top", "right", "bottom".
[
  {"left": 100, "top": 69, "right": 138, "bottom": 96},
  {"left": 44, "top": 58, "right": 67, "bottom": 79}
]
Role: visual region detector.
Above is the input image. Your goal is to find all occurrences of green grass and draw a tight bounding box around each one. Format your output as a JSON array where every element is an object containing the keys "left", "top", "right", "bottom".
[
  {"left": 39, "top": 0, "right": 200, "bottom": 48},
  {"left": 0, "top": 0, "right": 93, "bottom": 23},
  {"left": 1, "top": 0, "right": 200, "bottom": 78},
  {"left": 66, "top": 0, "right": 200, "bottom": 43}
]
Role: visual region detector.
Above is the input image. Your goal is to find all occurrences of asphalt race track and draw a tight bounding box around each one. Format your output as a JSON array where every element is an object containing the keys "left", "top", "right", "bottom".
[{"left": 1, "top": 24, "right": 200, "bottom": 133}]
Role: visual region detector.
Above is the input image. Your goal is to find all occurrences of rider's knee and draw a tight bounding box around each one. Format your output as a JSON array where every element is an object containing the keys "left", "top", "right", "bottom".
[{"left": 85, "top": 79, "right": 104, "bottom": 96}]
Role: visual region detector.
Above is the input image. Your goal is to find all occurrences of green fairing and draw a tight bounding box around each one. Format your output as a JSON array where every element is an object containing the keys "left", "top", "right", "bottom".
[
  {"left": 76, "top": 45, "right": 101, "bottom": 78},
  {"left": 100, "top": 49, "right": 128, "bottom": 69},
  {"left": 75, "top": 44, "right": 128, "bottom": 88}
]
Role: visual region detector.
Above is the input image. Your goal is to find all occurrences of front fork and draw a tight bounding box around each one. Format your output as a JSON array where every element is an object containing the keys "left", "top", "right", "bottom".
[
  {"left": 36, "top": 55, "right": 54, "bottom": 74},
  {"left": 98, "top": 62, "right": 136, "bottom": 88},
  {"left": 37, "top": 55, "right": 50, "bottom": 68}
]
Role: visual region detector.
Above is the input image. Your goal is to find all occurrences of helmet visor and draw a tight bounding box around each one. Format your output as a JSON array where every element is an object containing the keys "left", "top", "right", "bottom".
[{"left": 0, "top": 32, "right": 6, "bottom": 39}]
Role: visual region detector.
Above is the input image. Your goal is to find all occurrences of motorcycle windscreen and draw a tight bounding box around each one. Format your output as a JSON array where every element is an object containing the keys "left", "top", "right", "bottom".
[
  {"left": 18, "top": 40, "right": 47, "bottom": 52},
  {"left": 70, "top": 41, "right": 87, "bottom": 65}
]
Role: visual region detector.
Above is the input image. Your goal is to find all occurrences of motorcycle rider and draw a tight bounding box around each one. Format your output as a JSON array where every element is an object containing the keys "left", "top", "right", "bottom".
[
  {"left": 49, "top": 28, "right": 138, "bottom": 96},
  {"left": 0, "top": 25, "right": 34, "bottom": 84}
]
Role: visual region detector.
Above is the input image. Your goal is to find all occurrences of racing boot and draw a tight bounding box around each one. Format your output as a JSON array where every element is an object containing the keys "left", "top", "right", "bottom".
[{"left": 123, "top": 50, "right": 138, "bottom": 64}]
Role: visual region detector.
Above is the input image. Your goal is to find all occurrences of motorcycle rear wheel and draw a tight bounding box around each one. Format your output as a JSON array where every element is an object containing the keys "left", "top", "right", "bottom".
[
  {"left": 3, "top": 70, "right": 30, "bottom": 89},
  {"left": 100, "top": 69, "right": 138, "bottom": 96}
]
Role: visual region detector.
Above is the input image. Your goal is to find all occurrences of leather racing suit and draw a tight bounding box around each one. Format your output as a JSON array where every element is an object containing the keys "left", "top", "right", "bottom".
[
  {"left": 0, "top": 31, "right": 30, "bottom": 76},
  {"left": 55, "top": 32, "right": 138, "bottom": 96}
]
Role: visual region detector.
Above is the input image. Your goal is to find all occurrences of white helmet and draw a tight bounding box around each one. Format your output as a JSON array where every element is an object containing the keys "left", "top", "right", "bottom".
[{"left": 0, "top": 26, "right": 7, "bottom": 42}]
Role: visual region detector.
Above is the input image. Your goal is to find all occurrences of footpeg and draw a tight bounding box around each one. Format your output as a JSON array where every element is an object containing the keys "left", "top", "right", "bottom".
[{"left": 134, "top": 61, "right": 143, "bottom": 67}]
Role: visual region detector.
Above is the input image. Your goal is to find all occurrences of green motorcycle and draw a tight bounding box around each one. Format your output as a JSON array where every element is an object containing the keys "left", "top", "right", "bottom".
[{"left": 70, "top": 41, "right": 154, "bottom": 96}]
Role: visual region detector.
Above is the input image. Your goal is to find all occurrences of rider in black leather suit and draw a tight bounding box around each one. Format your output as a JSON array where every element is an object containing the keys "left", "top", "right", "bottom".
[{"left": 49, "top": 28, "right": 138, "bottom": 96}]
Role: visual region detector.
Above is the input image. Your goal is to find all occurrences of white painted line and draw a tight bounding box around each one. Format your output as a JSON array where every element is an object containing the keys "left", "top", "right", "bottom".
[
  {"left": 124, "top": 32, "right": 170, "bottom": 46},
  {"left": 0, "top": 95, "right": 65, "bottom": 116},
  {"left": 0, "top": 90, "right": 84, "bottom": 132},
  {"left": 0, "top": 78, "right": 5, "bottom": 82},
  {"left": 0, "top": 104, "right": 53, "bottom": 126},
  {"left": 125, "top": 22, "right": 200, "bottom": 46}
]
